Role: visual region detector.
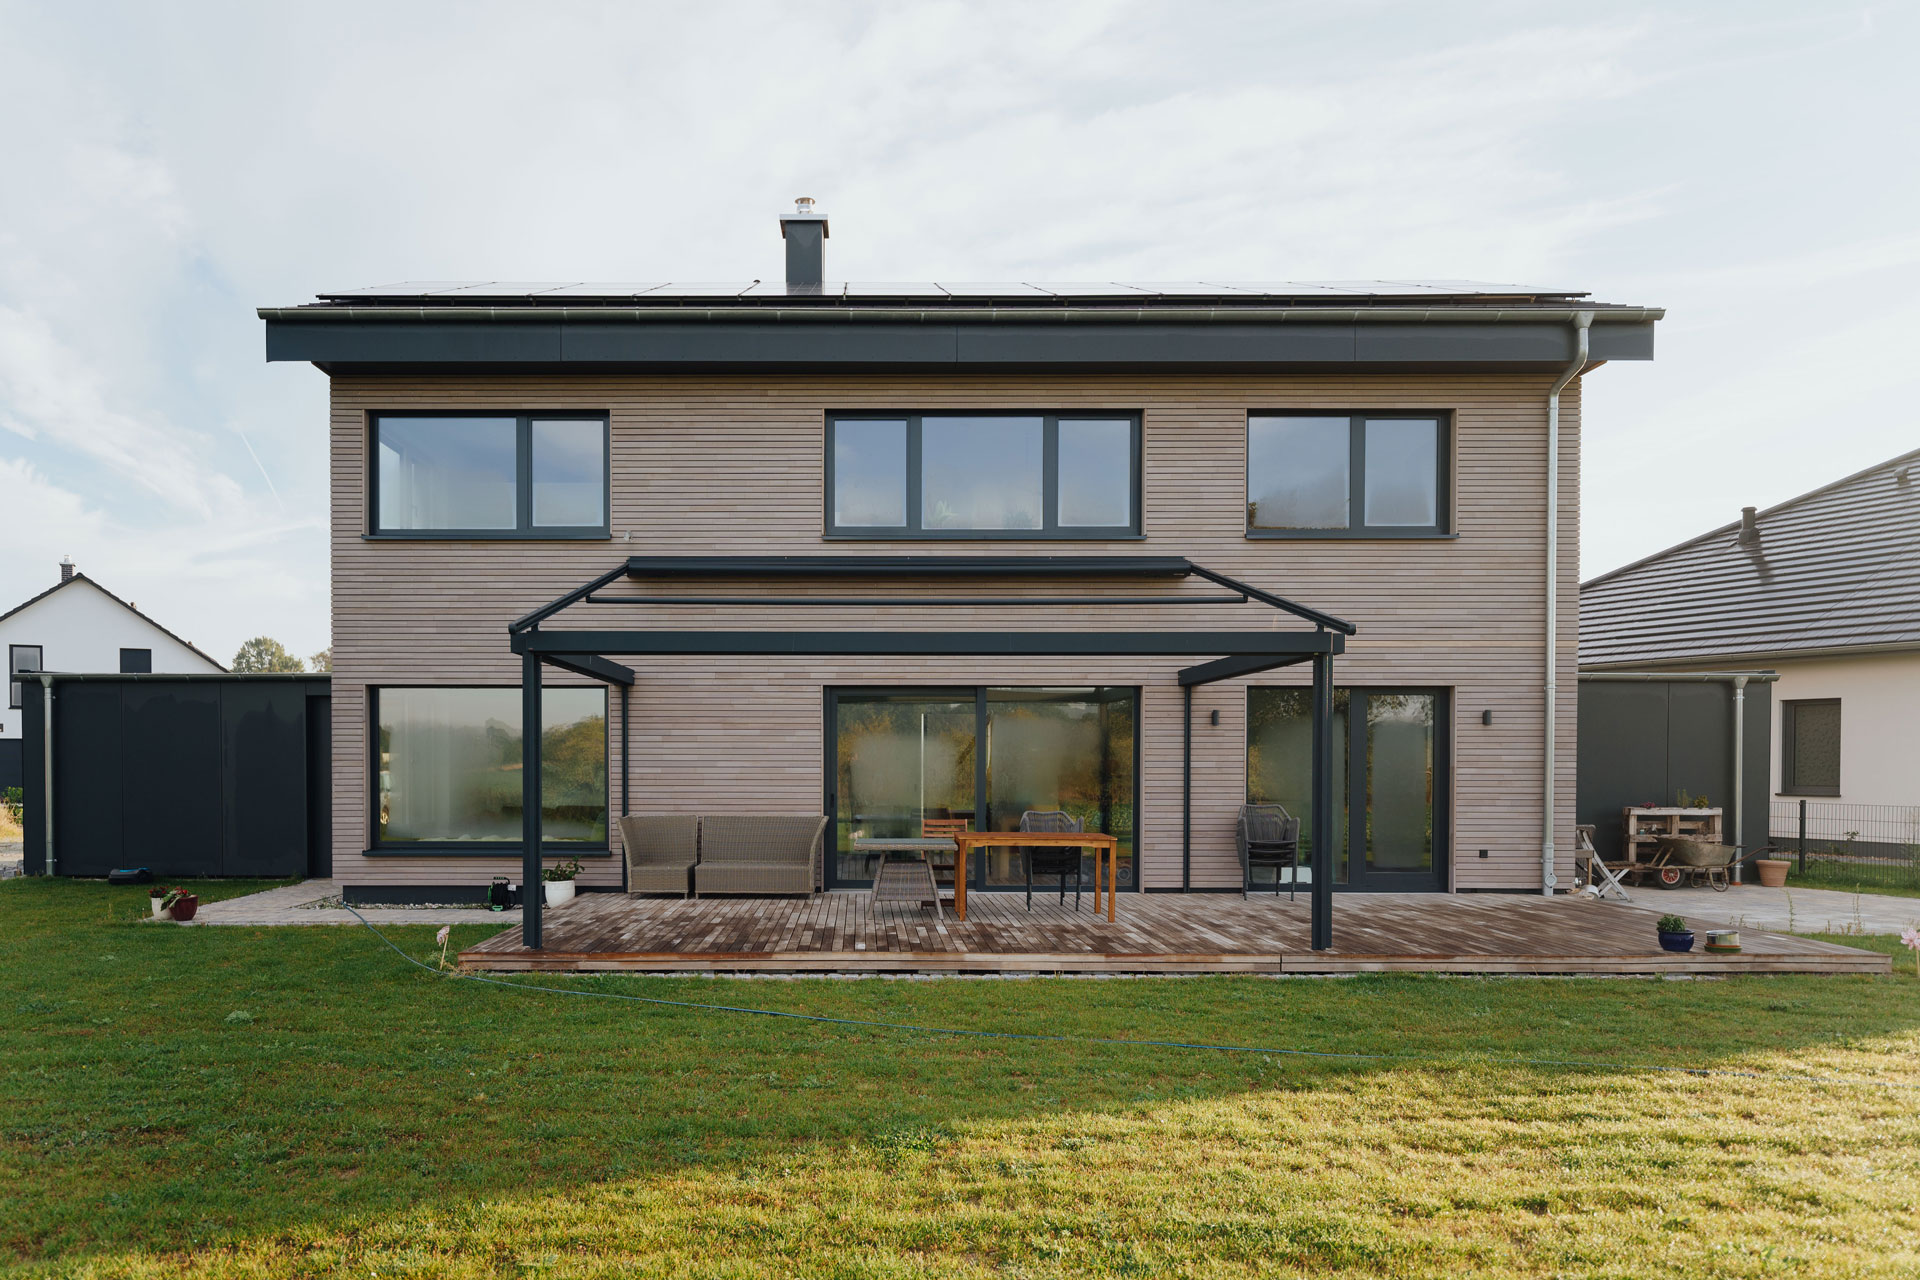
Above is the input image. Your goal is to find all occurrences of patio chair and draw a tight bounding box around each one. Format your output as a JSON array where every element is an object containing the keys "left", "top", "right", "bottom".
[
  {"left": 692, "top": 814, "right": 828, "bottom": 897},
  {"left": 1236, "top": 804, "right": 1301, "bottom": 899},
  {"left": 1020, "top": 809, "right": 1084, "bottom": 911},
  {"left": 921, "top": 816, "right": 968, "bottom": 888},
  {"left": 618, "top": 815, "right": 699, "bottom": 898}
]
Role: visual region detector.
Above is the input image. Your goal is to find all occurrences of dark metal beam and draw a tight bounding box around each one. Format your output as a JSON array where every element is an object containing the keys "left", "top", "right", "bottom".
[
  {"left": 1185, "top": 564, "right": 1358, "bottom": 636},
  {"left": 585, "top": 593, "right": 1248, "bottom": 608},
  {"left": 521, "top": 652, "right": 545, "bottom": 950},
  {"left": 1177, "top": 650, "right": 1326, "bottom": 686},
  {"left": 510, "top": 563, "right": 630, "bottom": 634},
  {"left": 538, "top": 652, "right": 636, "bottom": 686},
  {"left": 625, "top": 555, "right": 1193, "bottom": 579},
  {"left": 513, "top": 629, "right": 1343, "bottom": 659},
  {"left": 1310, "top": 651, "right": 1335, "bottom": 951}
]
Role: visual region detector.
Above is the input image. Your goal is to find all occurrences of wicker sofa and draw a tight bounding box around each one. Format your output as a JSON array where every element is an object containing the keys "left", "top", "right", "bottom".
[{"left": 619, "top": 814, "right": 827, "bottom": 897}]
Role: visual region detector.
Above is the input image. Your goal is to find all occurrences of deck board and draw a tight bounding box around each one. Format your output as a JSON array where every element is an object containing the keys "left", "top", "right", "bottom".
[{"left": 459, "top": 892, "right": 1891, "bottom": 976}]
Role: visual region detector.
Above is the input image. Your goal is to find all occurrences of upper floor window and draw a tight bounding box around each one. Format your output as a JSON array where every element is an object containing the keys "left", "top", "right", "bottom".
[
  {"left": 371, "top": 414, "right": 608, "bottom": 538},
  {"left": 8, "top": 644, "right": 40, "bottom": 709},
  {"left": 1781, "top": 698, "right": 1841, "bottom": 796},
  {"left": 827, "top": 413, "right": 1140, "bottom": 538},
  {"left": 1247, "top": 413, "right": 1448, "bottom": 537},
  {"left": 119, "top": 648, "right": 152, "bottom": 674}
]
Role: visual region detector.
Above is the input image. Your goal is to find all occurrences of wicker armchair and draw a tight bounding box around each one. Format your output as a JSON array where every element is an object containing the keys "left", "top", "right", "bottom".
[
  {"left": 1236, "top": 803, "right": 1301, "bottom": 898},
  {"left": 618, "top": 815, "right": 698, "bottom": 898},
  {"left": 692, "top": 815, "right": 827, "bottom": 897},
  {"left": 1020, "top": 809, "right": 1084, "bottom": 910}
]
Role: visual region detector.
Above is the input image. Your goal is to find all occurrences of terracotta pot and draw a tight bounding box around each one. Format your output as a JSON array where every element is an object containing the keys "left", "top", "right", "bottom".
[
  {"left": 1754, "top": 859, "right": 1789, "bottom": 889},
  {"left": 168, "top": 895, "right": 200, "bottom": 922}
]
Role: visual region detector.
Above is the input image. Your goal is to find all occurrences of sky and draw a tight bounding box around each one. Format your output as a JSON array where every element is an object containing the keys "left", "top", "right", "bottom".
[{"left": 1, "top": 0, "right": 1916, "bottom": 665}]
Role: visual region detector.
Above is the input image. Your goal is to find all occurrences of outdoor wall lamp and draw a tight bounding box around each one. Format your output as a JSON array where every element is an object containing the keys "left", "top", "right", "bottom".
[
  {"left": 1482, "top": 709, "right": 1494, "bottom": 725},
  {"left": 1210, "top": 709, "right": 1220, "bottom": 726}
]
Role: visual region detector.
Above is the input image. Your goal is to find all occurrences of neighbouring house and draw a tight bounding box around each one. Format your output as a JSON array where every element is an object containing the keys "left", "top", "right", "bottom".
[
  {"left": 0, "top": 560, "right": 224, "bottom": 789},
  {"left": 260, "top": 200, "right": 1661, "bottom": 907},
  {"left": 1581, "top": 447, "right": 1920, "bottom": 835}
]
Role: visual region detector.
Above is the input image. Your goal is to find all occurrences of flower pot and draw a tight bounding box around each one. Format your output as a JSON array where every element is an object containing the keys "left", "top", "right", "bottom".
[
  {"left": 1658, "top": 930, "right": 1694, "bottom": 953},
  {"left": 150, "top": 897, "right": 166, "bottom": 919},
  {"left": 1705, "top": 929, "right": 1741, "bottom": 954},
  {"left": 1754, "top": 859, "right": 1789, "bottom": 888},
  {"left": 544, "top": 880, "right": 576, "bottom": 907},
  {"left": 168, "top": 895, "right": 199, "bottom": 922}
]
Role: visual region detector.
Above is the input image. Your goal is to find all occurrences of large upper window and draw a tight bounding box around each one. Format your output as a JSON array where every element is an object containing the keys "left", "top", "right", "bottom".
[
  {"left": 1247, "top": 413, "right": 1447, "bottom": 536},
  {"left": 827, "top": 413, "right": 1140, "bottom": 538},
  {"left": 373, "top": 686, "right": 608, "bottom": 848},
  {"left": 372, "top": 414, "right": 608, "bottom": 537},
  {"left": 1781, "top": 699, "right": 1841, "bottom": 797}
]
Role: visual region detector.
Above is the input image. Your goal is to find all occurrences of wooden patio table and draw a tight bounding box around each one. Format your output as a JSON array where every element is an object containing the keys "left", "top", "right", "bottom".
[{"left": 952, "top": 831, "right": 1121, "bottom": 923}]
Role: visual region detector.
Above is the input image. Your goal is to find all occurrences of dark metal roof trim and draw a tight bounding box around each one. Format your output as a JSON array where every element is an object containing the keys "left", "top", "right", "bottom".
[{"left": 622, "top": 554, "right": 1193, "bottom": 578}]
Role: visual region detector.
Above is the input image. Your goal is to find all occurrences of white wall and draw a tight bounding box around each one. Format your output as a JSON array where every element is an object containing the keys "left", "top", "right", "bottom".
[
  {"left": 0, "top": 579, "right": 224, "bottom": 739},
  {"left": 1767, "top": 650, "right": 1920, "bottom": 810}
]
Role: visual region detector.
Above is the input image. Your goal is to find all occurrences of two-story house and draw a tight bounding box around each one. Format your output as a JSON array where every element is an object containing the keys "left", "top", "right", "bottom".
[{"left": 261, "top": 203, "right": 1660, "bottom": 912}]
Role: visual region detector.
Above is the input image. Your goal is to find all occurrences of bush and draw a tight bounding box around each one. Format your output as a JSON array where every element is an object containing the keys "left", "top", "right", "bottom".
[{"left": 2, "top": 787, "right": 21, "bottom": 824}]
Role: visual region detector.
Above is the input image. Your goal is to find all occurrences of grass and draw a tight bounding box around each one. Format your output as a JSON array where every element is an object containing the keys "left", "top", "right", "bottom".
[
  {"left": 3, "top": 878, "right": 1918, "bottom": 1278},
  {"left": 1788, "top": 861, "right": 1920, "bottom": 899}
]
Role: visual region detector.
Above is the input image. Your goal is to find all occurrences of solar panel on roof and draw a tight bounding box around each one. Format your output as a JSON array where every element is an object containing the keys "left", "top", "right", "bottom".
[
  {"left": 529, "top": 283, "right": 671, "bottom": 298},
  {"left": 635, "top": 282, "right": 761, "bottom": 297},
  {"left": 840, "top": 282, "right": 954, "bottom": 297}
]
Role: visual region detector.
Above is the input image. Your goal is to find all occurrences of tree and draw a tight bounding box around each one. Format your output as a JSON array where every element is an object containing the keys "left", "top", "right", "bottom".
[
  {"left": 231, "top": 637, "right": 305, "bottom": 673},
  {"left": 309, "top": 647, "right": 332, "bottom": 672}
]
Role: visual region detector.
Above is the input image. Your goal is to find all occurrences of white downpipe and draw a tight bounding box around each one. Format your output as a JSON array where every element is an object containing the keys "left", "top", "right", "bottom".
[
  {"left": 1732, "top": 675, "right": 1748, "bottom": 884},
  {"left": 1543, "top": 312, "right": 1593, "bottom": 895}
]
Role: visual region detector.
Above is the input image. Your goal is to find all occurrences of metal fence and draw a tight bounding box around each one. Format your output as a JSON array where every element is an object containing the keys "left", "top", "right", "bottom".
[{"left": 1768, "top": 800, "right": 1920, "bottom": 892}]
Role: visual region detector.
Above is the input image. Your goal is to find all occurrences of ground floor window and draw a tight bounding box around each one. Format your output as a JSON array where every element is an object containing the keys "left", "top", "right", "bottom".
[
  {"left": 373, "top": 686, "right": 607, "bottom": 847},
  {"left": 1247, "top": 686, "right": 1447, "bottom": 890},
  {"left": 828, "top": 686, "right": 1137, "bottom": 890}
]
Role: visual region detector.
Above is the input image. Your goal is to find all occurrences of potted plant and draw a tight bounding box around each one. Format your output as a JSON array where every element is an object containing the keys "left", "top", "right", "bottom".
[
  {"left": 149, "top": 886, "right": 167, "bottom": 919},
  {"left": 541, "top": 857, "right": 583, "bottom": 907},
  {"left": 1753, "top": 855, "right": 1790, "bottom": 888},
  {"left": 1656, "top": 913, "right": 1693, "bottom": 953},
  {"left": 161, "top": 886, "right": 199, "bottom": 922}
]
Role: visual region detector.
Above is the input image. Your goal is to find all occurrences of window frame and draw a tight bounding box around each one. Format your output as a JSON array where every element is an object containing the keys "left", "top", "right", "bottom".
[
  {"left": 824, "top": 411, "right": 1144, "bottom": 540},
  {"left": 366, "top": 411, "right": 611, "bottom": 540},
  {"left": 118, "top": 648, "right": 152, "bottom": 674},
  {"left": 8, "top": 644, "right": 42, "bottom": 710},
  {"left": 1245, "top": 410, "right": 1453, "bottom": 539},
  {"left": 366, "top": 684, "right": 612, "bottom": 857},
  {"left": 1779, "top": 697, "right": 1842, "bottom": 797}
]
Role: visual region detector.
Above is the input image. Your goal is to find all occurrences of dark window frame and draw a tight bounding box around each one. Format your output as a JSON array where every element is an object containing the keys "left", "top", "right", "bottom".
[
  {"left": 824, "top": 411, "right": 1144, "bottom": 540},
  {"left": 367, "top": 411, "right": 611, "bottom": 540},
  {"left": 118, "top": 648, "right": 152, "bottom": 674},
  {"left": 366, "top": 684, "right": 612, "bottom": 856},
  {"left": 8, "top": 644, "right": 42, "bottom": 710},
  {"left": 1245, "top": 410, "right": 1453, "bottom": 539},
  {"left": 1779, "top": 698, "right": 1842, "bottom": 797}
]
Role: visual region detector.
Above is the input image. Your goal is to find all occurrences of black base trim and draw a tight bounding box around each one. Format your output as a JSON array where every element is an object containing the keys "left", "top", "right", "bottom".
[{"left": 342, "top": 883, "right": 622, "bottom": 905}]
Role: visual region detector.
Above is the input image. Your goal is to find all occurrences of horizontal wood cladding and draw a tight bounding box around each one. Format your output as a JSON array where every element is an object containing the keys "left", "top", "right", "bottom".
[{"left": 329, "top": 373, "right": 1580, "bottom": 892}]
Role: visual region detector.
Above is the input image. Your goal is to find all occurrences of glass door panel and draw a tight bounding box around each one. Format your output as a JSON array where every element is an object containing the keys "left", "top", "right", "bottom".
[
  {"left": 1363, "top": 692, "right": 1435, "bottom": 877},
  {"left": 983, "top": 688, "right": 1137, "bottom": 888},
  {"left": 1246, "top": 688, "right": 1348, "bottom": 885},
  {"left": 831, "top": 692, "right": 975, "bottom": 886}
]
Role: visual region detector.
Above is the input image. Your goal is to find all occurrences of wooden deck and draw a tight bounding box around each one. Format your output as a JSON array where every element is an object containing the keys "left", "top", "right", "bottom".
[{"left": 458, "top": 891, "right": 1891, "bottom": 976}]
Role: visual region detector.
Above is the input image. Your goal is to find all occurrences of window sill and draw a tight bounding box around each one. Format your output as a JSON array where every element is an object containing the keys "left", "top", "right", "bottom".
[
  {"left": 362, "top": 531, "right": 612, "bottom": 542},
  {"left": 823, "top": 531, "right": 1146, "bottom": 542},
  {"left": 1246, "top": 529, "right": 1458, "bottom": 541},
  {"left": 1774, "top": 791, "right": 1841, "bottom": 799},
  {"left": 363, "top": 846, "right": 612, "bottom": 858}
]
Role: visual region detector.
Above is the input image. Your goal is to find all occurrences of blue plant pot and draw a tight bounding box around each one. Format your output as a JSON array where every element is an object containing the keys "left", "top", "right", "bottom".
[{"left": 1658, "top": 931, "right": 1695, "bottom": 953}]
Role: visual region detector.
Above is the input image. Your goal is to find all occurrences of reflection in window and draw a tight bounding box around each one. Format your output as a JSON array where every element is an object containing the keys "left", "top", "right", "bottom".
[
  {"left": 1783, "top": 699, "right": 1841, "bottom": 795},
  {"left": 1246, "top": 687, "right": 1349, "bottom": 882},
  {"left": 1364, "top": 419, "right": 1439, "bottom": 526},
  {"left": 832, "top": 419, "right": 907, "bottom": 527},
  {"left": 375, "top": 687, "right": 606, "bottom": 844},
  {"left": 1248, "top": 416, "right": 1349, "bottom": 529},
  {"left": 377, "top": 417, "right": 517, "bottom": 530},
  {"left": 1058, "top": 419, "right": 1133, "bottom": 527},
  {"left": 531, "top": 419, "right": 607, "bottom": 527},
  {"left": 923, "top": 416, "right": 1044, "bottom": 530}
]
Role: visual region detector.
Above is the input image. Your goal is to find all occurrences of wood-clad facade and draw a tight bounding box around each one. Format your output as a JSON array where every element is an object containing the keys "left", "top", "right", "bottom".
[{"left": 327, "top": 371, "right": 1582, "bottom": 896}]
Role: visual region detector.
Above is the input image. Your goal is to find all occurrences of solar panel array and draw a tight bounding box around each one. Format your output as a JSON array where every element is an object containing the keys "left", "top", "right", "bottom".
[{"left": 314, "top": 279, "right": 1591, "bottom": 304}]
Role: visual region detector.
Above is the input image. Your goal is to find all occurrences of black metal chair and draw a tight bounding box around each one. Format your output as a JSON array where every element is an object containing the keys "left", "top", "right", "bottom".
[
  {"left": 1020, "top": 809, "right": 1083, "bottom": 910},
  {"left": 1236, "top": 803, "right": 1301, "bottom": 898}
]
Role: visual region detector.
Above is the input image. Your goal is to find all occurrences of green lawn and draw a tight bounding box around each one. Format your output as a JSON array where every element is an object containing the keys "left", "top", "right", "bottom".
[{"left": 3, "top": 878, "right": 1918, "bottom": 1278}]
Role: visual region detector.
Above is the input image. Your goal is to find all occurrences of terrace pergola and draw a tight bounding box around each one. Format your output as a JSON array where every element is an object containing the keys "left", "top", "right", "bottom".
[{"left": 508, "top": 556, "right": 1355, "bottom": 951}]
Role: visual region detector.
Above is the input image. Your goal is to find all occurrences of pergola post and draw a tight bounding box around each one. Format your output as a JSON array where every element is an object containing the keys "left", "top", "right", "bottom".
[
  {"left": 1310, "top": 650, "right": 1335, "bottom": 951},
  {"left": 521, "top": 650, "right": 545, "bottom": 949}
]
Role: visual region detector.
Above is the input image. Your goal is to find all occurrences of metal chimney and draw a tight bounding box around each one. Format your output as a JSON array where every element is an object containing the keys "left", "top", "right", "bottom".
[
  {"left": 59, "top": 556, "right": 75, "bottom": 582},
  {"left": 1737, "top": 506, "right": 1760, "bottom": 546},
  {"left": 779, "top": 197, "right": 829, "bottom": 293}
]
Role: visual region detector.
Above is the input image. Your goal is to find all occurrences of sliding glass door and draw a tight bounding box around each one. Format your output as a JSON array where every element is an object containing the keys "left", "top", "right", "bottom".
[
  {"left": 1247, "top": 686, "right": 1447, "bottom": 891},
  {"left": 827, "top": 687, "right": 1137, "bottom": 890}
]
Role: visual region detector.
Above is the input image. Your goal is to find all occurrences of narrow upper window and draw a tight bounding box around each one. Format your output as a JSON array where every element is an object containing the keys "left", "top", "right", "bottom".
[
  {"left": 371, "top": 414, "right": 608, "bottom": 537},
  {"left": 826, "top": 413, "right": 1140, "bottom": 538},
  {"left": 1781, "top": 699, "right": 1841, "bottom": 796},
  {"left": 8, "top": 644, "right": 41, "bottom": 709},
  {"left": 1247, "top": 413, "right": 1447, "bottom": 537},
  {"left": 119, "top": 648, "right": 152, "bottom": 674}
]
